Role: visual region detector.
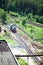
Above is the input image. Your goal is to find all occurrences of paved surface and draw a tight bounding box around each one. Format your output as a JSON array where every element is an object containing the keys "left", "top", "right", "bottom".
[
  {"left": 0, "top": 40, "right": 18, "bottom": 65},
  {"left": 0, "top": 41, "right": 8, "bottom": 52},
  {"left": 0, "top": 52, "right": 17, "bottom": 65}
]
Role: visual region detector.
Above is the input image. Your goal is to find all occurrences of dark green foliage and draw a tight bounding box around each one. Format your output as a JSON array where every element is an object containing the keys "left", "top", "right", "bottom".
[
  {"left": 0, "top": 0, "right": 43, "bottom": 15},
  {"left": 10, "top": 11, "right": 18, "bottom": 17},
  {"left": 0, "top": 0, "right": 9, "bottom": 10},
  {"left": 34, "top": 15, "right": 43, "bottom": 24},
  {"left": 30, "top": 29, "right": 33, "bottom": 33},
  {"left": 34, "top": 15, "right": 40, "bottom": 22},
  {"left": 39, "top": 16, "right": 43, "bottom": 24},
  {"left": 28, "top": 13, "right": 33, "bottom": 19},
  {"left": 4, "top": 30, "right": 7, "bottom": 34},
  {"left": 0, "top": 8, "right": 7, "bottom": 24},
  {"left": 2, "top": 12, "right": 7, "bottom": 22},
  {"left": 22, "top": 19, "right": 26, "bottom": 26}
]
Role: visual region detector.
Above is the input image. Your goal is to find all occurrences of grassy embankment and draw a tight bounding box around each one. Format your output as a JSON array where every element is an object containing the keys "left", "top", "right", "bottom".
[
  {"left": 7, "top": 11, "right": 43, "bottom": 44},
  {"left": 18, "top": 58, "right": 28, "bottom": 65}
]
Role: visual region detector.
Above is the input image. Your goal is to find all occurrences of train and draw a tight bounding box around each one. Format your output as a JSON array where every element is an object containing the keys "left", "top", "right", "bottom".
[{"left": 10, "top": 25, "right": 16, "bottom": 33}]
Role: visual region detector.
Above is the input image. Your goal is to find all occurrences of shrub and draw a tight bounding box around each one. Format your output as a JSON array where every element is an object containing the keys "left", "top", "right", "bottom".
[
  {"left": 34, "top": 15, "right": 40, "bottom": 22},
  {"left": 28, "top": 13, "right": 33, "bottom": 19},
  {"left": 0, "top": 8, "right": 7, "bottom": 24},
  {"left": 22, "top": 19, "right": 26, "bottom": 26},
  {"left": 10, "top": 11, "right": 19, "bottom": 17},
  {"left": 30, "top": 29, "right": 33, "bottom": 33},
  {"left": 0, "top": 9, "right": 4, "bottom": 18},
  {"left": 2, "top": 12, "right": 7, "bottom": 24},
  {"left": 34, "top": 15, "right": 43, "bottom": 24},
  {"left": 39, "top": 16, "right": 43, "bottom": 24}
]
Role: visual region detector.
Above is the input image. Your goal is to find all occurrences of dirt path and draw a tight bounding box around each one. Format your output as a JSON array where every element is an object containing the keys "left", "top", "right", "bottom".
[{"left": 28, "top": 22, "right": 43, "bottom": 28}]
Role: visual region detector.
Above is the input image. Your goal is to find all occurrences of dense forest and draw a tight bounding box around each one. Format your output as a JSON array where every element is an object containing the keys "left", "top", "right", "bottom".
[{"left": 0, "top": 0, "right": 43, "bottom": 15}]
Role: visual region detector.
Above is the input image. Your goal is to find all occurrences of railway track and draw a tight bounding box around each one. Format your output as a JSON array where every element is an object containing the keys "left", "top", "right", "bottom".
[{"left": 3, "top": 25, "right": 43, "bottom": 65}]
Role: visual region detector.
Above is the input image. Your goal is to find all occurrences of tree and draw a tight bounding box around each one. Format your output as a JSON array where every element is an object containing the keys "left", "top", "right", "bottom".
[
  {"left": 2, "top": 12, "right": 7, "bottom": 24},
  {"left": 0, "top": 0, "right": 43, "bottom": 15},
  {"left": 0, "top": 9, "right": 7, "bottom": 24}
]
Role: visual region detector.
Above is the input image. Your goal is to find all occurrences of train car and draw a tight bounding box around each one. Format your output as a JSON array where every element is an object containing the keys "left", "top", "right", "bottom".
[{"left": 10, "top": 25, "right": 16, "bottom": 33}]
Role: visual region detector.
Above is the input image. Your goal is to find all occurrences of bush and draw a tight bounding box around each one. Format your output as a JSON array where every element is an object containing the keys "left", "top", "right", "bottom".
[
  {"left": 39, "top": 16, "right": 43, "bottom": 24},
  {"left": 0, "top": 9, "right": 4, "bottom": 18},
  {"left": 34, "top": 15, "right": 40, "bottom": 22},
  {"left": 34, "top": 15, "right": 43, "bottom": 24},
  {"left": 0, "top": 8, "right": 7, "bottom": 24},
  {"left": 28, "top": 13, "right": 33, "bottom": 19},
  {"left": 10, "top": 11, "right": 19, "bottom": 17},
  {"left": 27, "top": 13, "right": 35, "bottom": 21},
  {"left": 2, "top": 12, "right": 7, "bottom": 24},
  {"left": 22, "top": 19, "right": 26, "bottom": 26}
]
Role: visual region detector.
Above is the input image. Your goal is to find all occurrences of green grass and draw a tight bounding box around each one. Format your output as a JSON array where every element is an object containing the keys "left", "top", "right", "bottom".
[
  {"left": 0, "top": 35, "right": 17, "bottom": 45},
  {"left": 16, "top": 22, "right": 43, "bottom": 38},
  {"left": 0, "top": 32, "right": 16, "bottom": 45},
  {"left": 6, "top": 39, "right": 16, "bottom": 44},
  {"left": 36, "top": 51, "right": 43, "bottom": 55},
  {"left": 7, "top": 12, "right": 43, "bottom": 44},
  {"left": 36, "top": 39, "right": 43, "bottom": 44},
  {"left": 9, "top": 11, "right": 19, "bottom": 17},
  {"left": 0, "top": 36, "right": 15, "bottom": 44},
  {"left": 18, "top": 58, "right": 28, "bottom": 65},
  {"left": 0, "top": 35, "right": 3, "bottom": 40},
  {"left": 25, "top": 24, "right": 43, "bottom": 38},
  {"left": 15, "top": 21, "right": 43, "bottom": 44}
]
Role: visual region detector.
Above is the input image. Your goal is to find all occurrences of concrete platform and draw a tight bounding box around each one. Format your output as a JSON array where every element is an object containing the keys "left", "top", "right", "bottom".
[{"left": 0, "top": 40, "right": 19, "bottom": 65}]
